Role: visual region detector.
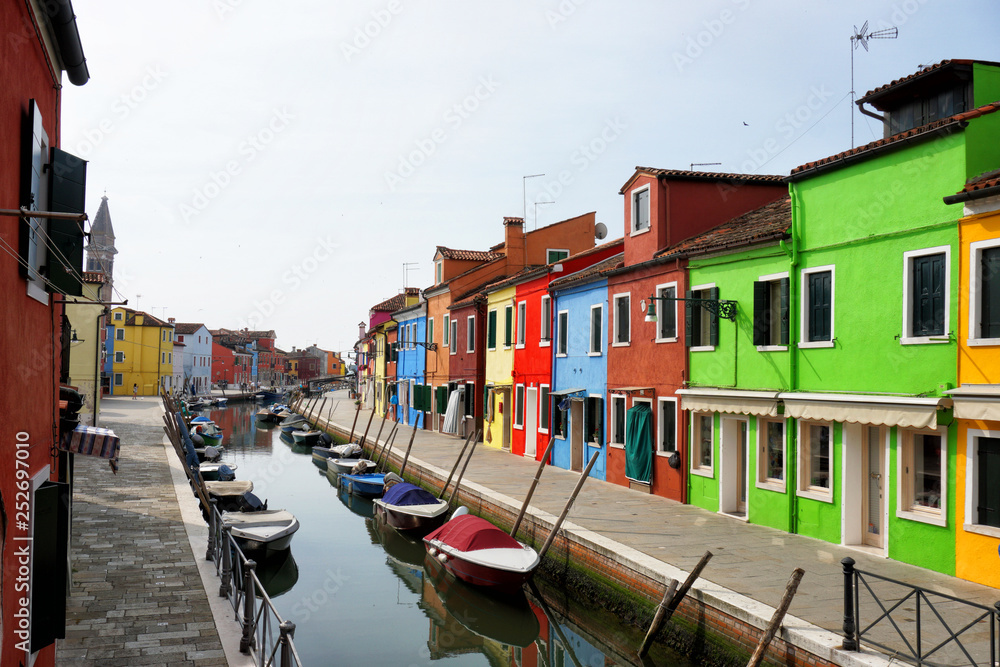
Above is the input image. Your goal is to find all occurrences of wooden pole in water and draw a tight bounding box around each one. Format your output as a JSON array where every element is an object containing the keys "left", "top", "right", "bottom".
[
  {"left": 446, "top": 429, "right": 481, "bottom": 507},
  {"left": 526, "top": 581, "right": 586, "bottom": 667},
  {"left": 438, "top": 429, "right": 477, "bottom": 499},
  {"left": 348, "top": 400, "right": 361, "bottom": 443},
  {"left": 639, "top": 550, "right": 715, "bottom": 658},
  {"left": 376, "top": 423, "right": 400, "bottom": 471},
  {"left": 510, "top": 437, "right": 556, "bottom": 537},
  {"left": 358, "top": 406, "right": 376, "bottom": 451},
  {"left": 398, "top": 422, "right": 419, "bottom": 477},
  {"left": 370, "top": 413, "right": 389, "bottom": 459},
  {"left": 746, "top": 568, "right": 804, "bottom": 667},
  {"left": 537, "top": 449, "right": 599, "bottom": 561},
  {"left": 313, "top": 398, "right": 328, "bottom": 426},
  {"left": 637, "top": 579, "right": 679, "bottom": 658}
]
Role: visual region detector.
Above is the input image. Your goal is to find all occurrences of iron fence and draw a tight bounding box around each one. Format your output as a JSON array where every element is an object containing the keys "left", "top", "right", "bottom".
[{"left": 842, "top": 557, "right": 1000, "bottom": 667}]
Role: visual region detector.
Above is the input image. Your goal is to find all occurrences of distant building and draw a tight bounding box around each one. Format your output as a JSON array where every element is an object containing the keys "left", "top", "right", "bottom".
[
  {"left": 107, "top": 307, "right": 175, "bottom": 395},
  {"left": 172, "top": 322, "right": 212, "bottom": 393}
]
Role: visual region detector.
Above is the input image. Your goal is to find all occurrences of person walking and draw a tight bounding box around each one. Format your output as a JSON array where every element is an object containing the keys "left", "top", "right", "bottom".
[{"left": 132, "top": 383, "right": 138, "bottom": 400}]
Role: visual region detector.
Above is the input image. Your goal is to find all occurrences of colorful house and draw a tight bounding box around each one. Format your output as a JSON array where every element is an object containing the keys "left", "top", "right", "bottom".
[
  {"left": 483, "top": 282, "right": 518, "bottom": 449},
  {"left": 368, "top": 289, "right": 420, "bottom": 416},
  {"left": 606, "top": 168, "right": 786, "bottom": 501},
  {"left": 172, "top": 322, "right": 212, "bottom": 394},
  {"left": 108, "top": 308, "right": 175, "bottom": 396},
  {"left": 394, "top": 299, "right": 430, "bottom": 427},
  {"left": 65, "top": 272, "right": 108, "bottom": 423},
  {"left": 944, "top": 169, "right": 1000, "bottom": 587}
]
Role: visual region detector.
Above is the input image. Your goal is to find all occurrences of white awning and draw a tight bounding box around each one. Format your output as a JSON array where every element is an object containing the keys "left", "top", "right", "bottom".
[
  {"left": 677, "top": 388, "right": 780, "bottom": 417},
  {"left": 945, "top": 385, "right": 1000, "bottom": 421},
  {"left": 777, "top": 392, "right": 951, "bottom": 429},
  {"left": 550, "top": 387, "right": 586, "bottom": 396}
]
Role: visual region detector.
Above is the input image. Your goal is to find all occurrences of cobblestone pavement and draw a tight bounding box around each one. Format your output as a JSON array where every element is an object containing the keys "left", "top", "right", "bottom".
[{"left": 57, "top": 401, "right": 227, "bottom": 666}]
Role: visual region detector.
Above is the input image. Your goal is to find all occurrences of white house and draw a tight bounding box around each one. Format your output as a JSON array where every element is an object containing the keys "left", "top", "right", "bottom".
[{"left": 172, "top": 321, "right": 213, "bottom": 394}]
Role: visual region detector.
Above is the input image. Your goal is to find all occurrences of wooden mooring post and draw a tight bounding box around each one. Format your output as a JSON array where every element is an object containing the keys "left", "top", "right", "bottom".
[
  {"left": 438, "top": 429, "right": 477, "bottom": 499},
  {"left": 746, "top": 568, "right": 805, "bottom": 667},
  {"left": 537, "top": 449, "right": 599, "bottom": 561},
  {"left": 348, "top": 400, "right": 361, "bottom": 443},
  {"left": 446, "top": 429, "right": 481, "bottom": 507},
  {"left": 637, "top": 549, "right": 713, "bottom": 658},
  {"left": 510, "top": 437, "right": 556, "bottom": 537},
  {"left": 398, "top": 422, "right": 419, "bottom": 477}
]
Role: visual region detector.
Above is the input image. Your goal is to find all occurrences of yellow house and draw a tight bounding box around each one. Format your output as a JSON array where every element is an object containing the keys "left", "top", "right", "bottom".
[
  {"left": 484, "top": 285, "right": 517, "bottom": 449},
  {"left": 944, "top": 176, "right": 1000, "bottom": 587},
  {"left": 65, "top": 272, "right": 107, "bottom": 423},
  {"left": 108, "top": 307, "right": 174, "bottom": 396}
]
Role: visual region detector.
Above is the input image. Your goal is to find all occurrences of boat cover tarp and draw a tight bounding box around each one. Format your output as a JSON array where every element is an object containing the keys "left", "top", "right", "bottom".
[
  {"left": 382, "top": 482, "right": 438, "bottom": 507},
  {"left": 625, "top": 402, "right": 653, "bottom": 484},
  {"left": 425, "top": 514, "right": 520, "bottom": 552}
]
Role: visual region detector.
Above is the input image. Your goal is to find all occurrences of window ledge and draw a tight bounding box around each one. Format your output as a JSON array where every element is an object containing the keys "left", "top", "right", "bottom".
[
  {"left": 798, "top": 341, "right": 834, "bottom": 349},
  {"left": 966, "top": 338, "right": 1000, "bottom": 347},
  {"left": 539, "top": 341, "right": 551, "bottom": 348},
  {"left": 897, "top": 508, "right": 946, "bottom": 527},
  {"left": 900, "top": 336, "right": 950, "bottom": 345},
  {"left": 611, "top": 341, "right": 631, "bottom": 348},
  {"left": 655, "top": 337, "right": 679, "bottom": 344},
  {"left": 756, "top": 345, "right": 788, "bottom": 353},
  {"left": 610, "top": 443, "right": 625, "bottom": 449},
  {"left": 690, "top": 467, "right": 714, "bottom": 479},
  {"left": 555, "top": 353, "right": 567, "bottom": 358},
  {"left": 538, "top": 428, "right": 549, "bottom": 435},
  {"left": 630, "top": 226, "right": 651, "bottom": 237},
  {"left": 587, "top": 351, "right": 603, "bottom": 357},
  {"left": 515, "top": 344, "right": 525, "bottom": 350},
  {"left": 27, "top": 280, "right": 48, "bottom": 305},
  {"left": 963, "top": 523, "right": 1000, "bottom": 538},
  {"left": 796, "top": 488, "right": 833, "bottom": 504},
  {"left": 513, "top": 424, "right": 523, "bottom": 430},
  {"left": 690, "top": 345, "right": 715, "bottom": 353},
  {"left": 756, "top": 480, "right": 786, "bottom": 493},
  {"left": 654, "top": 450, "right": 677, "bottom": 458}
]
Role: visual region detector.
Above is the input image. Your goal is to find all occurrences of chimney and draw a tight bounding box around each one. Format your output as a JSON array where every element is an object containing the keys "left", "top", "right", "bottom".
[
  {"left": 503, "top": 216, "right": 525, "bottom": 272},
  {"left": 168, "top": 317, "right": 175, "bottom": 324}
]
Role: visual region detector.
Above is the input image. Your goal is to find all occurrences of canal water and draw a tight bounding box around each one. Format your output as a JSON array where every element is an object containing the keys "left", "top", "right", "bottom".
[{"left": 204, "top": 401, "right": 693, "bottom": 667}]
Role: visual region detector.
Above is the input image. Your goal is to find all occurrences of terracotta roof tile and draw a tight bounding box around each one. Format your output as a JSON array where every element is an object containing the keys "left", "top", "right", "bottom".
[
  {"left": 858, "top": 59, "right": 1000, "bottom": 102},
  {"left": 789, "top": 101, "right": 1000, "bottom": 179},
  {"left": 620, "top": 167, "right": 783, "bottom": 194},
  {"left": 173, "top": 323, "right": 205, "bottom": 335},
  {"left": 371, "top": 287, "right": 420, "bottom": 312},
  {"left": 436, "top": 246, "right": 503, "bottom": 262},
  {"left": 123, "top": 308, "right": 170, "bottom": 328},
  {"left": 957, "top": 169, "right": 1000, "bottom": 195},
  {"left": 656, "top": 197, "right": 791, "bottom": 258},
  {"left": 549, "top": 254, "right": 624, "bottom": 291}
]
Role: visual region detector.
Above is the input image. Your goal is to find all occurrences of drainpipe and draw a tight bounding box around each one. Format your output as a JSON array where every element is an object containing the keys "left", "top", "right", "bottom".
[{"left": 781, "top": 184, "right": 801, "bottom": 535}]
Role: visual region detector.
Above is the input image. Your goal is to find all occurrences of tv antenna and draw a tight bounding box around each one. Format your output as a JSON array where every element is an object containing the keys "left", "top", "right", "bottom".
[
  {"left": 851, "top": 21, "right": 898, "bottom": 147},
  {"left": 402, "top": 262, "right": 418, "bottom": 289}
]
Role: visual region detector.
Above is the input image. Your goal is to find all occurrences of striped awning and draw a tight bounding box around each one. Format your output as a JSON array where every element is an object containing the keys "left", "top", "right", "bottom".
[
  {"left": 778, "top": 392, "right": 951, "bottom": 429},
  {"left": 945, "top": 385, "right": 1000, "bottom": 422},
  {"left": 677, "top": 388, "right": 780, "bottom": 417}
]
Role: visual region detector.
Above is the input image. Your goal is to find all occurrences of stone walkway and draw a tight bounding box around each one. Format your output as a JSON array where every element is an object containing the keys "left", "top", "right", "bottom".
[{"left": 57, "top": 400, "right": 227, "bottom": 666}]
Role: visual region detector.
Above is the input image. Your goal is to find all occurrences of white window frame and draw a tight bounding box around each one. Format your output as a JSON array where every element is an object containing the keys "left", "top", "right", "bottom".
[
  {"left": 897, "top": 425, "right": 947, "bottom": 527},
  {"left": 516, "top": 300, "right": 527, "bottom": 349},
  {"left": 114, "top": 351, "right": 124, "bottom": 363},
  {"left": 654, "top": 281, "right": 679, "bottom": 343},
  {"left": 466, "top": 315, "right": 475, "bottom": 353},
  {"left": 968, "top": 238, "right": 1000, "bottom": 346},
  {"left": 964, "top": 428, "right": 1000, "bottom": 538},
  {"left": 689, "top": 283, "right": 717, "bottom": 352},
  {"left": 116, "top": 328, "right": 124, "bottom": 341},
  {"left": 113, "top": 311, "right": 123, "bottom": 321},
  {"left": 796, "top": 420, "right": 834, "bottom": 502},
  {"left": 589, "top": 304, "right": 603, "bottom": 356},
  {"left": 799, "top": 265, "right": 835, "bottom": 349},
  {"left": 612, "top": 292, "right": 631, "bottom": 347},
  {"left": 435, "top": 260, "right": 443, "bottom": 284},
  {"left": 630, "top": 183, "right": 651, "bottom": 237},
  {"left": 427, "top": 317, "right": 434, "bottom": 345},
  {"left": 556, "top": 310, "right": 569, "bottom": 357},
  {"left": 756, "top": 417, "right": 786, "bottom": 492},
  {"left": 690, "top": 411, "right": 714, "bottom": 477},
  {"left": 514, "top": 383, "right": 525, "bottom": 429},
  {"left": 901, "top": 246, "right": 951, "bottom": 345},
  {"left": 609, "top": 394, "right": 626, "bottom": 448},
  {"left": 656, "top": 397, "right": 678, "bottom": 455},
  {"left": 538, "top": 384, "right": 550, "bottom": 434},
  {"left": 487, "top": 308, "right": 498, "bottom": 351},
  {"left": 540, "top": 295, "right": 552, "bottom": 347},
  {"left": 547, "top": 249, "right": 569, "bottom": 264},
  {"left": 756, "top": 271, "right": 790, "bottom": 352},
  {"left": 114, "top": 373, "right": 123, "bottom": 386},
  {"left": 442, "top": 314, "right": 450, "bottom": 348}
]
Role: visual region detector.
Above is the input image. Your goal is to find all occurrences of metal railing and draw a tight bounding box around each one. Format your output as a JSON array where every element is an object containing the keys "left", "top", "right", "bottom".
[
  {"left": 842, "top": 557, "right": 1000, "bottom": 667},
  {"left": 207, "top": 500, "right": 302, "bottom": 667}
]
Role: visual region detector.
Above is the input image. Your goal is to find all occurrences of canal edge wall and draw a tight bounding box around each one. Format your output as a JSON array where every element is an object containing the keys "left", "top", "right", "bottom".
[{"left": 311, "top": 412, "right": 892, "bottom": 667}]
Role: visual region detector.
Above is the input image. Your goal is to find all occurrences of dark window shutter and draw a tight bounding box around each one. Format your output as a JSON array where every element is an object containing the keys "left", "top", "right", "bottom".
[
  {"left": 504, "top": 306, "right": 512, "bottom": 346},
  {"left": 779, "top": 277, "right": 790, "bottom": 345},
  {"left": 982, "top": 248, "right": 1000, "bottom": 338},
  {"left": 31, "top": 481, "right": 69, "bottom": 652},
  {"left": 488, "top": 310, "right": 497, "bottom": 348},
  {"left": 540, "top": 387, "right": 550, "bottom": 429},
  {"left": 912, "top": 254, "right": 945, "bottom": 336},
  {"left": 685, "top": 290, "right": 694, "bottom": 346},
  {"left": 808, "top": 272, "right": 831, "bottom": 341},
  {"left": 709, "top": 287, "right": 720, "bottom": 347},
  {"left": 753, "top": 281, "right": 768, "bottom": 346},
  {"left": 436, "top": 386, "right": 447, "bottom": 413},
  {"left": 47, "top": 148, "right": 87, "bottom": 296},
  {"left": 978, "top": 437, "right": 1000, "bottom": 528}
]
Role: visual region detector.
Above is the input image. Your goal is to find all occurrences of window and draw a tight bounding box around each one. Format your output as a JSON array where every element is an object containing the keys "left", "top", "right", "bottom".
[
  {"left": 516, "top": 301, "right": 526, "bottom": 347},
  {"left": 967, "top": 431, "right": 1000, "bottom": 533},
  {"left": 657, "top": 398, "right": 676, "bottom": 453},
  {"left": 114, "top": 351, "right": 124, "bottom": 363},
  {"left": 113, "top": 311, "right": 123, "bottom": 321},
  {"left": 443, "top": 315, "right": 450, "bottom": 347},
  {"left": 631, "top": 185, "right": 650, "bottom": 234},
  {"left": 466, "top": 316, "right": 475, "bottom": 353},
  {"left": 168, "top": 353, "right": 171, "bottom": 364},
  {"left": 427, "top": 317, "right": 434, "bottom": 345},
  {"left": 798, "top": 422, "right": 832, "bottom": 500},
  {"left": 556, "top": 311, "right": 568, "bottom": 356},
  {"left": 553, "top": 398, "right": 566, "bottom": 438},
  {"left": 899, "top": 428, "right": 946, "bottom": 525},
  {"left": 613, "top": 293, "right": 630, "bottom": 345},
  {"left": 758, "top": 419, "right": 785, "bottom": 489},
  {"left": 753, "top": 274, "right": 790, "bottom": 348},
  {"left": 686, "top": 285, "right": 718, "bottom": 349},
  {"left": 655, "top": 283, "right": 678, "bottom": 342},
  {"left": 692, "top": 413, "right": 713, "bottom": 473},
  {"left": 503, "top": 304, "right": 513, "bottom": 347},
  {"left": 487, "top": 309, "right": 497, "bottom": 350},
  {"left": 540, "top": 296, "right": 552, "bottom": 345},
  {"left": 589, "top": 305, "right": 603, "bottom": 355},
  {"left": 586, "top": 396, "right": 603, "bottom": 444},
  {"left": 800, "top": 266, "right": 834, "bottom": 347},
  {"left": 115, "top": 328, "right": 124, "bottom": 341},
  {"left": 610, "top": 395, "right": 626, "bottom": 446},
  {"left": 971, "top": 240, "right": 1000, "bottom": 343},
  {"left": 514, "top": 384, "right": 525, "bottom": 428},
  {"left": 450, "top": 319, "right": 457, "bottom": 355},
  {"left": 435, "top": 260, "right": 443, "bottom": 284},
  {"left": 539, "top": 385, "right": 550, "bottom": 433},
  {"left": 463, "top": 382, "right": 475, "bottom": 418},
  {"left": 114, "top": 373, "right": 122, "bottom": 386},
  {"left": 903, "top": 247, "right": 949, "bottom": 343},
  {"left": 547, "top": 249, "right": 569, "bottom": 264},
  {"left": 177, "top": 335, "right": 184, "bottom": 343}
]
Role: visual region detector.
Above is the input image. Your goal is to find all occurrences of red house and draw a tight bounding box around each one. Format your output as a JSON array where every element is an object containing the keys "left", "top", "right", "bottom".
[
  {"left": 604, "top": 168, "right": 786, "bottom": 501},
  {"left": 1, "top": 0, "right": 90, "bottom": 661}
]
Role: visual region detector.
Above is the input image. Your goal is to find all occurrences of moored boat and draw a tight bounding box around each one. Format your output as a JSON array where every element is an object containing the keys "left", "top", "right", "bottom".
[
  {"left": 327, "top": 457, "right": 376, "bottom": 475},
  {"left": 290, "top": 429, "right": 322, "bottom": 446},
  {"left": 199, "top": 462, "right": 237, "bottom": 482},
  {"left": 221, "top": 509, "right": 300, "bottom": 552},
  {"left": 204, "top": 480, "right": 254, "bottom": 512},
  {"left": 423, "top": 511, "right": 540, "bottom": 592},
  {"left": 373, "top": 482, "right": 449, "bottom": 535},
  {"left": 311, "top": 442, "right": 362, "bottom": 460},
  {"left": 340, "top": 472, "right": 385, "bottom": 498}
]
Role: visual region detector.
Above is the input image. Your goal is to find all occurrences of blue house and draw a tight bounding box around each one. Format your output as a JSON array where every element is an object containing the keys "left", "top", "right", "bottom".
[
  {"left": 547, "top": 253, "right": 623, "bottom": 480},
  {"left": 394, "top": 299, "right": 427, "bottom": 428}
]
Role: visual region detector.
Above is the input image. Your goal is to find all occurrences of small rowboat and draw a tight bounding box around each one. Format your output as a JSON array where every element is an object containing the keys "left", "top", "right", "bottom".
[
  {"left": 340, "top": 473, "right": 385, "bottom": 498},
  {"left": 204, "top": 480, "right": 254, "bottom": 512},
  {"left": 290, "top": 429, "right": 322, "bottom": 446},
  {"left": 311, "top": 442, "right": 362, "bottom": 460},
  {"left": 373, "top": 482, "right": 449, "bottom": 535},
  {"left": 327, "top": 457, "right": 377, "bottom": 475},
  {"left": 423, "top": 511, "right": 540, "bottom": 592},
  {"left": 221, "top": 509, "right": 300, "bottom": 552}
]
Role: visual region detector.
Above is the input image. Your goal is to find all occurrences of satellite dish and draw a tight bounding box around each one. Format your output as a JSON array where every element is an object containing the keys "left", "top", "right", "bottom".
[{"left": 595, "top": 222, "right": 608, "bottom": 240}]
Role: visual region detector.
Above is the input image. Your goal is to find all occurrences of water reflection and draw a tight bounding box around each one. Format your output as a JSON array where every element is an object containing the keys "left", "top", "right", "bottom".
[{"left": 251, "top": 547, "right": 299, "bottom": 599}]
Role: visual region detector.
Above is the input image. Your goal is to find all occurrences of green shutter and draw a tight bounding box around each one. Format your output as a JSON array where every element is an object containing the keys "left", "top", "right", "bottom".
[
  {"left": 684, "top": 290, "right": 694, "bottom": 347},
  {"left": 753, "top": 281, "right": 768, "bottom": 346},
  {"left": 504, "top": 305, "right": 513, "bottom": 347},
  {"left": 709, "top": 287, "right": 720, "bottom": 347},
  {"left": 47, "top": 148, "right": 87, "bottom": 296},
  {"left": 779, "top": 277, "right": 790, "bottom": 345},
  {"left": 436, "top": 386, "right": 447, "bottom": 413},
  {"left": 488, "top": 310, "right": 497, "bottom": 348}
]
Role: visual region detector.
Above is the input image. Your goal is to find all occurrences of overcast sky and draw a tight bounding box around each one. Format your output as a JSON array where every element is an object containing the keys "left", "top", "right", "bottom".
[{"left": 62, "top": 0, "right": 999, "bottom": 356}]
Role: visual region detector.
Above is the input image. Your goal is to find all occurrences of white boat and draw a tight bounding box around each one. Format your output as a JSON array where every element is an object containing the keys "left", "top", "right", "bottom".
[
  {"left": 327, "top": 458, "right": 376, "bottom": 475},
  {"left": 221, "top": 509, "right": 300, "bottom": 552}
]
